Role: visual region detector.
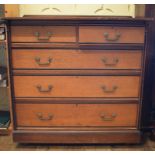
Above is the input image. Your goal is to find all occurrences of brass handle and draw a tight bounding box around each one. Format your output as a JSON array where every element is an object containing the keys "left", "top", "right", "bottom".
[
  {"left": 103, "top": 32, "right": 121, "bottom": 42},
  {"left": 102, "top": 58, "right": 119, "bottom": 66},
  {"left": 101, "top": 85, "right": 117, "bottom": 93},
  {"left": 35, "top": 57, "right": 52, "bottom": 66},
  {"left": 37, "top": 113, "right": 53, "bottom": 121},
  {"left": 34, "top": 31, "right": 52, "bottom": 41},
  {"left": 100, "top": 113, "right": 117, "bottom": 121},
  {"left": 36, "top": 85, "right": 53, "bottom": 92}
]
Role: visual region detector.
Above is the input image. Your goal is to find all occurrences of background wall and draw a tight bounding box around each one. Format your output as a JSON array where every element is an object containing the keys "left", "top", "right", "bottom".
[{"left": 19, "top": 4, "right": 136, "bottom": 17}]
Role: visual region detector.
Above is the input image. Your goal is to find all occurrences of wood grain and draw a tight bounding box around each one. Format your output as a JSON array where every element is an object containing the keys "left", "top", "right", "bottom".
[
  {"left": 79, "top": 26, "right": 145, "bottom": 43},
  {"left": 11, "top": 26, "right": 76, "bottom": 43},
  {"left": 15, "top": 103, "right": 138, "bottom": 127},
  {"left": 13, "top": 76, "right": 141, "bottom": 98},
  {"left": 12, "top": 49, "right": 142, "bottom": 70}
]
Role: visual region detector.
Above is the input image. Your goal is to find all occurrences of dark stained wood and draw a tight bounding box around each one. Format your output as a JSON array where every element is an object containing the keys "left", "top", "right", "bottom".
[
  {"left": 11, "top": 42, "right": 79, "bottom": 49},
  {"left": 3, "top": 16, "right": 152, "bottom": 27},
  {"left": 143, "top": 5, "right": 155, "bottom": 140},
  {"left": 12, "top": 69, "right": 142, "bottom": 76},
  {"left": 11, "top": 43, "right": 144, "bottom": 50},
  {"left": 13, "top": 130, "right": 141, "bottom": 144},
  {"left": 150, "top": 129, "right": 155, "bottom": 141},
  {"left": 2, "top": 15, "right": 152, "bottom": 20},
  {"left": 2, "top": 134, "right": 155, "bottom": 150},
  {"left": 14, "top": 97, "right": 139, "bottom": 104},
  {"left": 140, "top": 5, "right": 154, "bottom": 130}
]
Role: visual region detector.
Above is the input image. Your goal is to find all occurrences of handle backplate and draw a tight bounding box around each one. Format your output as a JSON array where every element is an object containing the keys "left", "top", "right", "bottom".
[
  {"left": 35, "top": 57, "right": 52, "bottom": 66},
  {"left": 100, "top": 113, "right": 117, "bottom": 121},
  {"left": 102, "top": 57, "right": 119, "bottom": 66},
  {"left": 101, "top": 85, "right": 117, "bottom": 93},
  {"left": 36, "top": 85, "right": 53, "bottom": 92},
  {"left": 34, "top": 31, "right": 52, "bottom": 41},
  {"left": 104, "top": 32, "right": 121, "bottom": 42},
  {"left": 37, "top": 113, "right": 53, "bottom": 121}
]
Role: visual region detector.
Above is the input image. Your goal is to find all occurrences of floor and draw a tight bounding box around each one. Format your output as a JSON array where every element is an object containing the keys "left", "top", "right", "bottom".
[{"left": 0, "top": 135, "right": 155, "bottom": 151}]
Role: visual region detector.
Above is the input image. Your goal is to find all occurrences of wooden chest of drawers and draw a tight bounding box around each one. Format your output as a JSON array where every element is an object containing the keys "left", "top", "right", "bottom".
[{"left": 4, "top": 16, "right": 151, "bottom": 144}]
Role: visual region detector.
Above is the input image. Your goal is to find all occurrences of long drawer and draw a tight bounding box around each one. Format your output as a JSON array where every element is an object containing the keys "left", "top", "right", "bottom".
[
  {"left": 13, "top": 76, "right": 140, "bottom": 98},
  {"left": 11, "top": 26, "right": 76, "bottom": 43},
  {"left": 15, "top": 103, "right": 138, "bottom": 127},
  {"left": 12, "top": 49, "right": 142, "bottom": 70},
  {"left": 79, "top": 26, "right": 145, "bottom": 43}
]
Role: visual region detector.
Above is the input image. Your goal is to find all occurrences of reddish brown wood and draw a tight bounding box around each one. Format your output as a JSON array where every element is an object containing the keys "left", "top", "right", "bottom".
[
  {"left": 15, "top": 103, "right": 138, "bottom": 127},
  {"left": 11, "top": 26, "right": 76, "bottom": 43},
  {"left": 79, "top": 26, "right": 145, "bottom": 43},
  {"left": 13, "top": 76, "right": 141, "bottom": 98},
  {"left": 12, "top": 49, "right": 142, "bottom": 70},
  {"left": 16, "top": 103, "right": 138, "bottom": 127},
  {"left": 4, "top": 16, "right": 151, "bottom": 144}
]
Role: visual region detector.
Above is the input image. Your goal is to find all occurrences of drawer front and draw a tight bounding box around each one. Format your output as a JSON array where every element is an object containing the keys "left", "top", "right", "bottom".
[
  {"left": 79, "top": 26, "right": 145, "bottom": 43},
  {"left": 15, "top": 103, "right": 138, "bottom": 127},
  {"left": 12, "top": 49, "right": 142, "bottom": 70},
  {"left": 11, "top": 26, "right": 76, "bottom": 42},
  {"left": 13, "top": 76, "right": 140, "bottom": 98}
]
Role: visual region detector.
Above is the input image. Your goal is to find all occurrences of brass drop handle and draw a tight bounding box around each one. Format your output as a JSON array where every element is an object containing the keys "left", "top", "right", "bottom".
[
  {"left": 103, "top": 32, "right": 121, "bottom": 42},
  {"left": 35, "top": 57, "right": 52, "bottom": 66},
  {"left": 101, "top": 85, "right": 117, "bottom": 93},
  {"left": 102, "top": 57, "right": 119, "bottom": 66},
  {"left": 34, "top": 31, "right": 52, "bottom": 41},
  {"left": 100, "top": 113, "right": 117, "bottom": 121},
  {"left": 36, "top": 85, "right": 53, "bottom": 93},
  {"left": 37, "top": 113, "right": 53, "bottom": 121}
]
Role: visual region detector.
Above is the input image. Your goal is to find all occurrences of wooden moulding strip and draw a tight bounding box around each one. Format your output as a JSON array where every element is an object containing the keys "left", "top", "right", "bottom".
[{"left": 13, "top": 129, "right": 142, "bottom": 144}]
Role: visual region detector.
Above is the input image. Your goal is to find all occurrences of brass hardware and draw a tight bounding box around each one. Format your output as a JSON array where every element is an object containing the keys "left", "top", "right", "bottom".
[
  {"left": 101, "top": 85, "right": 117, "bottom": 93},
  {"left": 100, "top": 113, "right": 117, "bottom": 121},
  {"left": 35, "top": 57, "right": 52, "bottom": 66},
  {"left": 102, "top": 57, "right": 119, "bottom": 66},
  {"left": 103, "top": 32, "right": 121, "bottom": 41},
  {"left": 36, "top": 85, "right": 53, "bottom": 92},
  {"left": 34, "top": 31, "right": 52, "bottom": 41},
  {"left": 36, "top": 113, "right": 53, "bottom": 121}
]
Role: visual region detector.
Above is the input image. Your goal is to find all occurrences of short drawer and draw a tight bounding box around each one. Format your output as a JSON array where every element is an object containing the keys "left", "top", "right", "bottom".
[
  {"left": 15, "top": 103, "right": 138, "bottom": 127},
  {"left": 11, "top": 26, "right": 76, "bottom": 43},
  {"left": 12, "top": 49, "right": 142, "bottom": 70},
  {"left": 79, "top": 26, "right": 145, "bottom": 43},
  {"left": 13, "top": 76, "right": 140, "bottom": 98}
]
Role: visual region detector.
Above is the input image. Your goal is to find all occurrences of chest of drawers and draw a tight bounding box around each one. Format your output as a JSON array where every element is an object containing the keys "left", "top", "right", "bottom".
[{"left": 4, "top": 16, "right": 151, "bottom": 144}]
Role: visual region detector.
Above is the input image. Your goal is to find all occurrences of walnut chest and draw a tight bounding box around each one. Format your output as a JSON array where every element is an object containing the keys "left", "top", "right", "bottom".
[{"left": 5, "top": 16, "right": 151, "bottom": 144}]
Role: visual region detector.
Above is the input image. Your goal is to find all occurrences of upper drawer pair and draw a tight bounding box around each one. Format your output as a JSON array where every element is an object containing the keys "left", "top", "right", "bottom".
[{"left": 11, "top": 26, "right": 145, "bottom": 43}]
